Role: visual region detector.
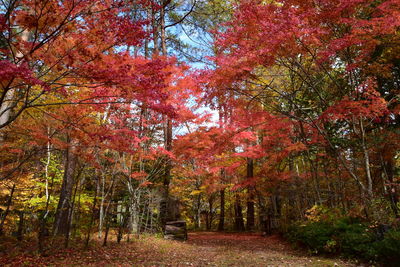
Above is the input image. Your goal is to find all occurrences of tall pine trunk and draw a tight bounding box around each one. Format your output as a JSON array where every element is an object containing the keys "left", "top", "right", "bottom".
[{"left": 159, "top": 1, "right": 173, "bottom": 230}]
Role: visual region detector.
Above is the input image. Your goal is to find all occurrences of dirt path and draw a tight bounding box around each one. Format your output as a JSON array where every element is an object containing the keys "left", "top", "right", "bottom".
[
  {"left": 1, "top": 232, "right": 356, "bottom": 266},
  {"left": 183, "top": 232, "right": 354, "bottom": 267}
]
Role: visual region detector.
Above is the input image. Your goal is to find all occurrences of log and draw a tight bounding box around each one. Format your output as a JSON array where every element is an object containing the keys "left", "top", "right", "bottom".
[{"left": 164, "top": 220, "right": 187, "bottom": 241}]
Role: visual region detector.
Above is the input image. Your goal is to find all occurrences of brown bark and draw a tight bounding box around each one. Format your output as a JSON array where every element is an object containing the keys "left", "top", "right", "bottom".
[
  {"left": 17, "top": 211, "right": 24, "bottom": 241},
  {"left": 207, "top": 196, "right": 214, "bottom": 230},
  {"left": 217, "top": 189, "right": 225, "bottom": 231},
  {"left": 53, "top": 138, "right": 78, "bottom": 236},
  {"left": 159, "top": 1, "right": 173, "bottom": 230},
  {"left": 0, "top": 184, "right": 15, "bottom": 235},
  {"left": 246, "top": 196, "right": 255, "bottom": 231},
  {"left": 246, "top": 158, "right": 255, "bottom": 231},
  {"left": 381, "top": 154, "right": 399, "bottom": 217},
  {"left": 234, "top": 194, "right": 245, "bottom": 232},
  {"left": 85, "top": 175, "right": 99, "bottom": 248}
]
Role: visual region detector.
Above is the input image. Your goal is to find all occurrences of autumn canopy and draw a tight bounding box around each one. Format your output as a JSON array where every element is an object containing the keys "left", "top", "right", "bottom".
[{"left": 0, "top": 0, "right": 400, "bottom": 264}]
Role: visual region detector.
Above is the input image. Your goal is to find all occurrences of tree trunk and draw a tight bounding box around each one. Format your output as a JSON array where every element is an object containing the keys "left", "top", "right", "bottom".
[
  {"left": 98, "top": 173, "right": 106, "bottom": 238},
  {"left": 360, "top": 118, "right": 373, "bottom": 199},
  {"left": 17, "top": 211, "right": 24, "bottom": 241},
  {"left": 246, "top": 196, "right": 255, "bottom": 231},
  {"left": 64, "top": 167, "right": 83, "bottom": 248},
  {"left": 159, "top": 165, "right": 171, "bottom": 229},
  {"left": 208, "top": 196, "right": 214, "bottom": 230},
  {"left": 0, "top": 88, "right": 15, "bottom": 132},
  {"left": 234, "top": 194, "right": 245, "bottom": 232},
  {"left": 0, "top": 184, "right": 15, "bottom": 235},
  {"left": 151, "top": 6, "right": 159, "bottom": 56},
  {"left": 117, "top": 203, "right": 128, "bottom": 243},
  {"left": 54, "top": 138, "right": 78, "bottom": 236},
  {"left": 103, "top": 198, "right": 114, "bottom": 247},
  {"left": 159, "top": 2, "right": 173, "bottom": 231},
  {"left": 205, "top": 213, "right": 209, "bottom": 230},
  {"left": 103, "top": 222, "right": 110, "bottom": 247},
  {"left": 0, "top": 31, "right": 29, "bottom": 133},
  {"left": 217, "top": 189, "right": 225, "bottom": 231},
  {"left": 85, "top": 174, "right": 99, "bottom": 248},
  {"left": 381, "top": 154, "right": 399, "bottom": 217},
  {"left": 246, "top": 158, "right": 255, "bottom": 231},
  {"left": 194, "top": 194, "right": 201, "bottom": 229}
]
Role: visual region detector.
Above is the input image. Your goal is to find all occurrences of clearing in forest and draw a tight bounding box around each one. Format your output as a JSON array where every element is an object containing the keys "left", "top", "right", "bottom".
[{"left": 1, "top": 232, "right": 355, "bottom": 266}]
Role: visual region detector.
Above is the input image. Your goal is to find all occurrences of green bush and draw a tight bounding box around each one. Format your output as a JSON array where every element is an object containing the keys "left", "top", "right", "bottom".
[
  {"left": 375, "top": 229, "right": 400, "bottom": 263},
  {"left": 335, "top": 222, "right": 377, "bottom": 259},
  {"left": 329, "top": 218, "right": 374, "bottom": 258},
  {"left": 286, "top": 216, "right": 400, "bottom": 264},
  {"left": 286, "top": 222, "right": 335, "bottom": 254}
]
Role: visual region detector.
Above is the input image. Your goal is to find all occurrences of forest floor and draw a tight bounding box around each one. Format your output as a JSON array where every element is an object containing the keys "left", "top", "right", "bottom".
[{"left": 1, "top": 232, "right": 357, "bottom": 266}]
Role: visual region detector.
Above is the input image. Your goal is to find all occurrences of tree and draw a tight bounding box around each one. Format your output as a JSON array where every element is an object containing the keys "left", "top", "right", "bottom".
[{"left": 208, "top": 0, "right": 400, "bottom": 214}]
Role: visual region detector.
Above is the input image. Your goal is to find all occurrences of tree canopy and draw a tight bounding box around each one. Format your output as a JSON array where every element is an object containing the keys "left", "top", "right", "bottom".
[{"left": 1, "top": 0, "right": 400, "bottom": 264}]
